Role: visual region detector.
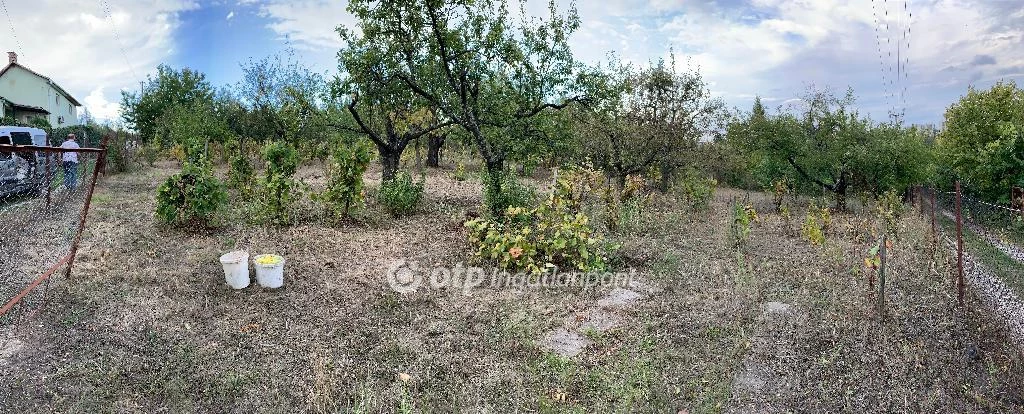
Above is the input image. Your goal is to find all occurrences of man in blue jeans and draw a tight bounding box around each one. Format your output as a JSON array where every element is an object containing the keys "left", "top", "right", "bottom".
[{"left": 59, "top": 133, "right": 79, "bottom": 189}]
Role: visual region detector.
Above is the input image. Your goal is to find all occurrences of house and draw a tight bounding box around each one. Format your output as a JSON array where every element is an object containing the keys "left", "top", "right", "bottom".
[{"left": 0, "top": 52, "right": 80, "bottom": 126}]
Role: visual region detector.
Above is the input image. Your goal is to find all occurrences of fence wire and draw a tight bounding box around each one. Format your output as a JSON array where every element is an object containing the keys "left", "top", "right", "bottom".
[{"left": 0, "top": 146, "right": 103, "bottom": 325}]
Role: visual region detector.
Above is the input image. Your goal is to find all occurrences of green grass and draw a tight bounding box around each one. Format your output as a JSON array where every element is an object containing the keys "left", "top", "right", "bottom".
[{"left": 939, "top": 215, "right": 1024, "bottom": 297}]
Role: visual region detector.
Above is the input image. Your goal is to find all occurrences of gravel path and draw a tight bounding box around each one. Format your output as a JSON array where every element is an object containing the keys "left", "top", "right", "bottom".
[
  {"left": 942, "top": 210, "right": 1024, "bottom": 264},
  {"left": 944, "top": 236, "right": 1024, "bottom": 349}
]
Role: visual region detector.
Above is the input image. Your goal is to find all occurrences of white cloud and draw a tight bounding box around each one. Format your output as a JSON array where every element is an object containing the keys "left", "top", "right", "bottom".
[
  {"left": 83, "top": 87, "right": 121, "bottom": 121},
  {"left": 0, "top": 0, "right": 197, "bottom": 123},
  {"left": 226, "top": 11, "right": 235, "bottom": 20},
  {"left": 244, "top": 0, "right": 1024, "bottom": 124},
  {"left": 257, "top": 0, "right": 351, "bottom": 50}
]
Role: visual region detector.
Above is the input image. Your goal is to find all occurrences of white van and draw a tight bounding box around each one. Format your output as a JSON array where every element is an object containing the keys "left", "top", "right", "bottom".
[{"left": 0, "top": 126, "right": 50, "bottom": 198}]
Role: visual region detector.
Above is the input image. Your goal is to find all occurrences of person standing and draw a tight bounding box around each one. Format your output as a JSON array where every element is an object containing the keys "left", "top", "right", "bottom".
[{"left": 60, "top": 133, "right": 80, "bottom": 189}]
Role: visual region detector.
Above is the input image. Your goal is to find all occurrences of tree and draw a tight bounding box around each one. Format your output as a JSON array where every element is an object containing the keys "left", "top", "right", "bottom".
[
  {"left": 736, "top": 87, "right": 933, "bottom": 209},
  {"left": 938, "top": 81, "right": 1024, "bottom": 203},
  {"left": 235, "top": 52, "right": 330, "bottom": 146},
  {"left": 575, "top": 56, "right": 724, "bottom": 190},
  {"left": 343, "top": 0, "right": 585, "bottom": 213},
  {"left": 330, "top": 31, "right": 453, "bottom": 181},
  {"left": 120, "top": 65, "right": 214, "bottom": 143}
]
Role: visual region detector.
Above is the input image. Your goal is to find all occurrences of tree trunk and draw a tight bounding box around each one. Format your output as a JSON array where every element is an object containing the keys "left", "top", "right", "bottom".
[
  {"left": 379, "top": 147, "right": 400, "bottom": 182},
  {"left": 834, "top": 175, "right": 849, "bottom": 212},
  {"left": 657, "top": 163, "right": 675, "bottom": 193},
  {"left": 484, "top": 157, "right": 505, "bottom": 216},
  {"left": 426, "top": 134, "right": 445, "bottom": 168}
]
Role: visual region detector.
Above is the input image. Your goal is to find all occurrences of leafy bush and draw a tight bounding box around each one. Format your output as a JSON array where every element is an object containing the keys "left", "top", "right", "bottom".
[
  {"left": 318, "top": 140, "right": 373, "bottom": 218},
  {"left": 465, "top": 171, "right": 609, "bottom": 274},
  {"left": 729, "top": 201, "right": 758, "bottom": 247},
  {"left": 876, "top": 189, "right": 904, "bottom": 237},
  {"left": 139, "top": 141, "right": 161, "bottom": 167},
  {"left": 483, "top": 169, "right": 536, "bottom": 216},
  {"left": 678, "top": 170, "right": 717, "bottom": 211},
  {"left": 801, "top": 201, "right": 831, "bottom": 246},
  {"left": 378, "top": 171, "right": 424, "bottom": 216},
  {"left": 772, "top": 179, "right": 790, "bottom": 213},
  {"left": 255, "top": 141, "right": 301, "bottom": 225},
  {"left": 226, "top": 141, "right": 254, "bottom": 195},
  {"left": 451, "top": 161, "right": 468, "bottom": 181},
  {"left": 155, "top": 158, "right": 227, "bottom": 227}
]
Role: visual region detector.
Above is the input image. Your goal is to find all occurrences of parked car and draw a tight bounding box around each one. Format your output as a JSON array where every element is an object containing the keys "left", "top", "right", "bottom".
[{"left": 0, "top": 126, "right": 50, "bottom": 199}]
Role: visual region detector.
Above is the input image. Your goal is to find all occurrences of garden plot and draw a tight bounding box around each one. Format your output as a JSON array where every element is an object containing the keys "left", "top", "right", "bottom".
[{"left": 0, "top": 163, "right": 1021, "bottom": 413}]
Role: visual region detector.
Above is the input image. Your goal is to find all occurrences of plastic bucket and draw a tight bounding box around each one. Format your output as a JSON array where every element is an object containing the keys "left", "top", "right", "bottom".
[
  {"left": 253, "top": 254, "right": 285, "bottom": 288},
  {"left": 219, "top": 251, "right": 250, "bottom": 289}
]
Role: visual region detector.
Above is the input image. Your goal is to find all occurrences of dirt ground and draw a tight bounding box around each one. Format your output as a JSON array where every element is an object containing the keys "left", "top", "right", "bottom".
[{"left": 0, "top": 160, "right": 1022, "bottom": 413}]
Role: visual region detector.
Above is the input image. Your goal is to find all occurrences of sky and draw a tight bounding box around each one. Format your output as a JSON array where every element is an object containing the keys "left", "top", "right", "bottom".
[{"left": 0, "top": 0, "right": 1020, "bottom": 126}]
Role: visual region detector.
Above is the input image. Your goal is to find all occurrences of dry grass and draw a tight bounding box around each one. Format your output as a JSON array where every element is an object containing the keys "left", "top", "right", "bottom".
[{"left": 0, "top": 160, "right": 1021, "bottom": 413}]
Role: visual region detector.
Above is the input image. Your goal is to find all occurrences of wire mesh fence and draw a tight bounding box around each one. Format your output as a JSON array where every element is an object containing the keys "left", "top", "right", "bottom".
[
  {"left": 932, "top": 183, "right": 1024, "bottom": 252},
  {"left": 0, "top": 143, "right": 105, "bottom": 326}
]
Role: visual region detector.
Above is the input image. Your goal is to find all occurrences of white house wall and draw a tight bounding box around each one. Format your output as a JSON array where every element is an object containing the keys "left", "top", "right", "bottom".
[{"left": 0, "top": 65, "right": 79, "bottom": 126}]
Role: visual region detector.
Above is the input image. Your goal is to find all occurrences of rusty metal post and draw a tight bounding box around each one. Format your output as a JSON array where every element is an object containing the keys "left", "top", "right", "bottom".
[
  {"left": 63, "top": 146, "right": 107, "bottom": 280},
  {"left": 955, "top": 181, "right": 965, "bottom": 306},
  {"left": 930, "top": 187, "right": 936, "bottom": 238},
  {"left": 44, "top": 153, "right": 52, "bottom": 210},
  {"left": 878, "top": 233, "right": 887, "bottom": 318}
]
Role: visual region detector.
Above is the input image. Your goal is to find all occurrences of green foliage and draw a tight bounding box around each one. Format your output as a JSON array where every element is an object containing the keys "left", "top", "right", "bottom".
[
  {"left": 876, "top": 189, "right": 904, "bottom": 238},
  {"left": 155, "top": 157, "right": 227, "bottom": 228},
  {"left": 27, "top": 116, "right": 51, "bottom": 129},
  {"left": 465, "top": 171, "right": 609, "bottom": 274},
  {"left": 450, "top": 161, "right": 468, "bottom": 181},
  {"left": 121, "top": 65, "right": 215, "bottom": 143},
  {"left": 255, "top": 141, "right": 301, "bottom": 225},
  {"left": 771, "top": 179, "right": 791, "bottom": 213},
  {"left": 226, "top": 141, "right": 254, "bottom": 195},
  {"left": 938, "top": 80, "right": 1024, "bottom": 204},
  {"left": 139, "top": 141, "right": 161, "bottom": 167},
  {"left": 378, "top": 171, "right": 425, "bottom": 217},
  {"left": 483, "top": 170, "right": 537, "bottom": 217},
  {"left": 575, "top": 55, "right": 725, "bottom": 188},
  {"left": 801, "top": 201, "right": 831, "bottom": 246},
  {"left": 729, "top": 201, "right": 758, "bottom": 247},
  {"left": 343, "top": 0, "right": 584, "bottom": 200},
  {"left": 677, "top": 170, "right": 717, "bottom": 211},
  {"left": 317, "top": 139, "right": 373, "bottom": 218},
  {"left": 156, "top": 103, "right": 235, "bottom": 160},
  {"left": 732, "top": 88, "right": 934, "bottom": 209}
]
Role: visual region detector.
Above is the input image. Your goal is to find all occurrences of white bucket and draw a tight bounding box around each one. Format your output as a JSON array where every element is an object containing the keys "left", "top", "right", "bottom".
[
  {"left": 219, "top": 251, "right": 250, "bottom": 289},
  {"left": 253, "top": 254, "right": 286, "bottom": 288}
]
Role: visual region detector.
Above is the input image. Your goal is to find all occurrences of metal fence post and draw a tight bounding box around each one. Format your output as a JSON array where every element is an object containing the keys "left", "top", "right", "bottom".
[
  {"left": 955, "top": 181, "right": 964, "bottom": 306},
  {"left": 930, "top": 187, "right": 936, "bottom": 238},
  {"left": 878, "top": 233, "right": 887, "bottom": 318},
  {"left": 63, "top": 145, "right": 107, "bottom": 280}
]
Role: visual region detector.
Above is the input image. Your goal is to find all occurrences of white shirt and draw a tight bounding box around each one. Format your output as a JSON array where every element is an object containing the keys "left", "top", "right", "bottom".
[{"left": 60, "top": 140, "right": 80, "bottom": 163}]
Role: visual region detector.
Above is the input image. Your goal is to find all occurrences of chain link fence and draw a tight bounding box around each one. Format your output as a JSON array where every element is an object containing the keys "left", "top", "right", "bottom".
[{"left": 0, "top": 143, "right": 105, "bottom": 325}]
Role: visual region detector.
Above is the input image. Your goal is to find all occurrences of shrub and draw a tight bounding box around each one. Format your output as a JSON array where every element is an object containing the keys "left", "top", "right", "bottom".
[
  {"left": 318, "top": 140, "right": 373, "bottom": 218},
  {"left": 451, "top": 161, "right": 468, "bottom": 181},
  {"left": 378, "top": 171, "right": 424, "bottom": 216},
  {"left": 139, "top": 141, "right": 161, "bottom": 167},
  {"left": 772, "top": 179, "right": 790, "bottom": 213},
  {"left": 729, "top": 201, "right": 758, "bottom": 247},
  {"left": 226, "top": 142, "right": 254, "bottom": 195},
  {"left": 155, "top": 158, "right": 227, "bottom": 227},
  {"left": 801, "top": 201, "right": 830, "bottom": 246},
  {"left": 483, "top": 170, "right": 536, "bottom": 216},
  {"left": 678, "top": 170, "right": 717, "bottom": 211},
  {"left": 465, "top": 170, "right": 610, "bottom": 274},
  {"left": 876, "top": 189, "right": 904, "bottom": 238},
  {"left": 255, "top": 141, "right": 301, "bottom": 225}
]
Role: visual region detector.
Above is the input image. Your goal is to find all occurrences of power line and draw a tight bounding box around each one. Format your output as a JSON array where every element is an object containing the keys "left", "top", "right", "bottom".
[
  {"left": 98, "top": 0, "right": 142, "bottom": 88},
  {"left": 0, "top": 0, "right": 24, "bottom": 60}
]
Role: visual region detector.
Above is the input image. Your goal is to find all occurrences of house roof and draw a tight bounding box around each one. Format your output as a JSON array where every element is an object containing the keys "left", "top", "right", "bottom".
[
  {"left": 2, "top": 98, "right": 51, "bottom": 114},
  {"left": 0, "top": 62, "right": 82, "bottom": 107}
]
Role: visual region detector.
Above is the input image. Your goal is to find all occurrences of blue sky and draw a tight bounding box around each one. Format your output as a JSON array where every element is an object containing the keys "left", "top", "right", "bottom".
[{"left": 1, "top": 0, "right": 1021, "bottom": 126}]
